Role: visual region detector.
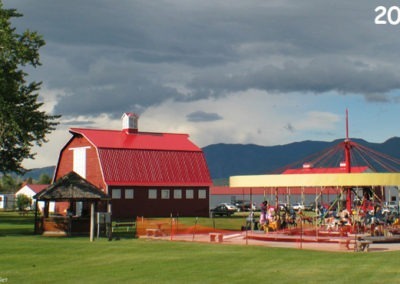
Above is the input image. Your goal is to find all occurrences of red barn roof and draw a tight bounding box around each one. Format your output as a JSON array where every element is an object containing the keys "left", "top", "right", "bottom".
[
  {"left": 69, "top": 128, "right": 201, "bottom": 151},
  {"left": 69, "top": 128, "right": 211, "bottom": 186}
]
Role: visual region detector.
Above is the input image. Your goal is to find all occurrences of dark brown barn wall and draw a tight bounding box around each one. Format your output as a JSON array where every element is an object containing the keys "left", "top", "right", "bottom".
[{"left": 110, "top": 187, "right": 210, "bottom": 219}]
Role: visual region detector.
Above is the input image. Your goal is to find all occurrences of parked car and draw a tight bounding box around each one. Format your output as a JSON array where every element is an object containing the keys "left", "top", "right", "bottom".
[
  {"left": 292, "top": 203, "right": 305, "bottom": 211},
  {"left": 218, "top": 203, "right": 238, "bottom": 211},
  {"left": 234, "top": 200, "right": 257, "bottom": 212},
  {"left": 210, "top": 204, "right": 236, "bottom": 216}
]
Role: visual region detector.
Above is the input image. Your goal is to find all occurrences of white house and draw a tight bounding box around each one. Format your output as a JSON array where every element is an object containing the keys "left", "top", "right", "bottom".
[
  {"left": 0, "top": 194, "right": 15, "bottom": 209},
  {"left": 15, "top": 184, "right": 55, "bottom": 212}
]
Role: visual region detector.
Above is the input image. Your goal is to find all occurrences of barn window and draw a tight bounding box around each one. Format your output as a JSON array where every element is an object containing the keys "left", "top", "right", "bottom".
[
  {"left": 112, "top": 189, "right": 121, "bottom": 199},
  {"left": 161, "top": 189, "right": 170, "bottom": 199},
  {"left": 186, "top": 189, "right": 194, "bottom": 199},
  {"left": 148, "top": 189, "right": 157, "bottom": 199},
  {"left": 174, "top": 189, "right": 182, "bottom": 199},
  {"left": 198, "top": 189, "right": 207, "bottom": 199},
  {"left": 125, "top": 189, "right": 134, "bottom": 199}
]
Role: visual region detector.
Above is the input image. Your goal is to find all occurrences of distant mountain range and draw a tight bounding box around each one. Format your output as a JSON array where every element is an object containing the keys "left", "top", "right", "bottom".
[
  {"left": 21, "top": 137, "right": 400, "bottom": 183},
  {"left": 202, "top": 137, "right": 400, "bottom": 180},
  {"left": 21, "top": 166, "right": 55, "bottom": 181}
]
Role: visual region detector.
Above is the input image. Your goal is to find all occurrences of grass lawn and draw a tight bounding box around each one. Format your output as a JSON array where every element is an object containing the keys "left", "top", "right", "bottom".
[{"left": 1, "top": 212, "right": 400, "bottom": 283}]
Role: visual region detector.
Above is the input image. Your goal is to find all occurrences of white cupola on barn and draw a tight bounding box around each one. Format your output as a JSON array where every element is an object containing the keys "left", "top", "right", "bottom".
[{"left": 122, "top": 112, "right": 139, "bottom": 134}]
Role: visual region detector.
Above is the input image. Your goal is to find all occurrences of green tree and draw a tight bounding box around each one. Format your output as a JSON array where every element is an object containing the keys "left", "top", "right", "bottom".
[
  {"left": 1, "top": 174, "right": 17, "bottom": 192},
  {"left": 37, "top": 173, "right": 51, "bottom": 184},
  {"left": 16, "top": 194, "right": 31, "bottom": 211},
  {"left": 0, "top": 2, "right": 60, "bottom": 174}
]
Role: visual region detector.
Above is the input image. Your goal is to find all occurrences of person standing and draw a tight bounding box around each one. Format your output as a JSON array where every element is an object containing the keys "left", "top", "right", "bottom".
[{"left": 259, "top": 201, "right": 268, "bottom": 229}]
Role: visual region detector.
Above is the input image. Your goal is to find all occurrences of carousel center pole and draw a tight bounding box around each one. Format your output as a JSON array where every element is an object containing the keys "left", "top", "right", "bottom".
[{"left": 345, "top": 109, "right": 352, "bottom": 213}]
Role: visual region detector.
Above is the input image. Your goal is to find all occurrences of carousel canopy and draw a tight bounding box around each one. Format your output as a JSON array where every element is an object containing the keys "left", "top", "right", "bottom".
[
  {"left": 34, "top": 171, "right": 109, "bottom": 201},
  {"left": 230, "top": 173, "right": 400, "bottom": 188}
]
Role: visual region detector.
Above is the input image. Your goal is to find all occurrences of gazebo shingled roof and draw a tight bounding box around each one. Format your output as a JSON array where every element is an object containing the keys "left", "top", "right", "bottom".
[{"left": 34, "top": 171, "right": 109, "bottom": 201}]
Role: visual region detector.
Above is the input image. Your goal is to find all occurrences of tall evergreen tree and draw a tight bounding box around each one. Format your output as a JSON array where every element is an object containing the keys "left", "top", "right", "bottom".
[{"left": 0, "top": 2, "right": 60, "bottom": 174}]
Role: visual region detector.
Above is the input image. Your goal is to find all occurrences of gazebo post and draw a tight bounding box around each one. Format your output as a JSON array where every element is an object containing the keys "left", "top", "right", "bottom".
[
  {"left": 34, "top": 199, "right": 39, "bottom": 234},
  {"left": 107, "top": 202, "right": 112, "bottom": 240},
  {"left": 68, "top": 200, "right": 73, "bottom": 236},
  {"left": 90, "top": 202, "right": 95, "bottom": 242},
  {"left": 107, "top": 201, "right": 112, "bottom": 214},
  {"left": 44, "top": 201, "right": 49, "bottom": 218}
]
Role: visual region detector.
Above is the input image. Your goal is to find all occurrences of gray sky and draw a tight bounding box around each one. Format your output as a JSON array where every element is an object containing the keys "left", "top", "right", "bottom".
[{"left": 4, "top": 0, "right": 400, "bottom": 168}]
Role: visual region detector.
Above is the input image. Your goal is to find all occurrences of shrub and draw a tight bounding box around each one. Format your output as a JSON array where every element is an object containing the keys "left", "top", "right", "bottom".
[{"left": 16, "top": 194, "right": 32, "bottom": 211}]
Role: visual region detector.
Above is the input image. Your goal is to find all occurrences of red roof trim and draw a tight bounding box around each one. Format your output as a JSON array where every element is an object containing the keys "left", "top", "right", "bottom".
[
  {"left": 106, "top": 181, "right": 211, "bottom": 187},
  {"left": 282, "top": 166, "right": 370, "bottom": 174},
  {"left": 211, "top": 186, "right": 340, "bottom": 195}
]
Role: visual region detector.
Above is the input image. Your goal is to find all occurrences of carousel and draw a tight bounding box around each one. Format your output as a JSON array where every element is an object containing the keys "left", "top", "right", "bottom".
[{"left": 230, "top": 111, "right": 400, "bottom": 248}]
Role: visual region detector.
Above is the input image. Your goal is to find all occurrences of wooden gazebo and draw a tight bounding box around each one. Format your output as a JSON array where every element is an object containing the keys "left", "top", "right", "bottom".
[{"left": 34, "top": 171, "right": 110, "bottom": 240}]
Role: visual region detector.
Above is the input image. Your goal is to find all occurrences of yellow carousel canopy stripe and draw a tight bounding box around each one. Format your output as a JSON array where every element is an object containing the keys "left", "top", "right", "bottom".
[{"left": 229, "top": 173, "right": 400, "bottom": 188}]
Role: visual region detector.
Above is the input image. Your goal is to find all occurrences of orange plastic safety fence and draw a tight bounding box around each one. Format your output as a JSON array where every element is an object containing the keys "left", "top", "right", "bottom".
[{"left": 135, "top": 217, "right": 233, "bottom": 237}]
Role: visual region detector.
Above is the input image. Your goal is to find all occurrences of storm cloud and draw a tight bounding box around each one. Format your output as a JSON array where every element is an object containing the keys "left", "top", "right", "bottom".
[
  {"left": 6, "top": 0, "right": 400, "bottom": 171},
  {"left": 186, "top": 111, "right": 223, "bottom": 122},
  {"left": 6, "top": 0, "right": 400, "bottom": 120}
]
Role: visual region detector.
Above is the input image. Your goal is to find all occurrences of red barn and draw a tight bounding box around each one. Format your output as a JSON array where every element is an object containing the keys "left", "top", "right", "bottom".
[{"left": 54, "top": 113, "right": 212, "bottom": 219}]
